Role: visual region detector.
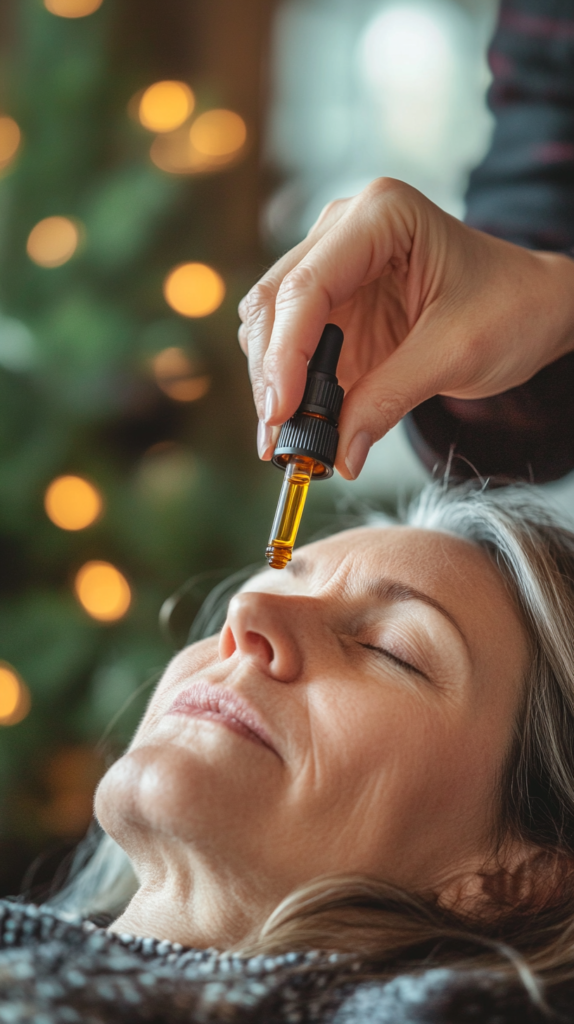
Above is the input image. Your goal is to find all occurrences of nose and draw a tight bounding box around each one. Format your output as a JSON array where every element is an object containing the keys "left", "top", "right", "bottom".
[{"left": 218, "top": 591, "right": 304, "bottom": 683}]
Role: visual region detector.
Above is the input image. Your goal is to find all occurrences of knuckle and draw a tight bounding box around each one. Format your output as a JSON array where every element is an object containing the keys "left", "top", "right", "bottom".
[
  {"left": 237, "top": 323, "right": 248, "bottom": 354},
  {"left": 324, "top": 198, "right": 344, "bottom": 217},
  {"left": 276, "top": 263, "right": 317, "bottom": 305},
  {"left": 237, "top": 294, "right": 248, "bottom": 320},
  {"left": 311, "top": 198, "right": 345, "bottom": 232},
  {"left": 372, "top": 390, "right": 409, "bottom": 435},
  {"left": 242, "top": 278, "right": 277, "bottom": 322},
  {"left": 361, "top": 176, "right": 410, "bottom": 206}
]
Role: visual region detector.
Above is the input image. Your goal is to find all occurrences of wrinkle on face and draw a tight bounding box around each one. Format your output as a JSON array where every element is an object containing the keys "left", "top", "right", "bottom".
[{"left": 98, "top": 523, "right": 529, "bottom": 948}]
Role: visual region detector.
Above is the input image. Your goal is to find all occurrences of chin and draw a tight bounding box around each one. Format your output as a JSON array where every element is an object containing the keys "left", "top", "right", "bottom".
[{"left": 94, "top": 733, "right": 280, "bottom": 865}]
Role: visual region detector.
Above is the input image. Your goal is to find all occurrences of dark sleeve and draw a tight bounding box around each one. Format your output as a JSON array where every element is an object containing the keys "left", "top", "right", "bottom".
[{"left": 405, "top": 0, "right": 574, "bottom": 484}]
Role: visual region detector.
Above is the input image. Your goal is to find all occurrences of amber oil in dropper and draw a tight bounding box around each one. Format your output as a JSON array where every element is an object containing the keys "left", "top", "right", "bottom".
[
  {"left": 266, "top": 455, "right": 316, "bottom": 568},
  {"left": 265, "top": 324, "right": 345, "bottom": 570}
]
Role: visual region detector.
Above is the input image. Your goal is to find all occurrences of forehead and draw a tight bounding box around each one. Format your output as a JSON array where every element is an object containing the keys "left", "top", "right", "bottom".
[{"left": 276, "top": 526, "right": 503, "bottom": 596}]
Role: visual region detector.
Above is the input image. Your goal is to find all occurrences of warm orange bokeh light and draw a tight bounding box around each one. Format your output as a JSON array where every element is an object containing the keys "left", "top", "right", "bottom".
[
  {"left": 149, "top": 112, "right": 246, "bottom": 176},
  {"left": 0, "top": 117, "right": 21, "bottom": 170},
  {"left": 160, "top": 376, "right": 210, "bottom": 402},
  {"left": 163, "top": 262, "right": 225, "bottom": 318},
  {"left": 0, "top": 663, "right": 31, "bottom": 726},
  {"left": 149, "top": 130, "right": 211, "bottom": 175},
  {"left": 44, "top": 475, "right": 103, "bottom": 531},
  {"left": 152, "top": 346, "right": 193, "bottom": 380},
  {"left": 27, "top": 216, "right": 80, "bottom": 268},
  {"left": 189, "top": 110, "right": 247, "bottom": 158},
  {"left": 139, "top": 81, "right": 195, "bottom": 133},
  {"left": 151, "top": 347, "right": 210, "bottom": 403},
  {"left": 39, "top": 745, "right": 105, "bottom": 837},
  {"left": 44, "top": 0, "right": 104, "bottom": 16},
  {"left": 75, "top": 561, "right": 131, "bottom": 622}
]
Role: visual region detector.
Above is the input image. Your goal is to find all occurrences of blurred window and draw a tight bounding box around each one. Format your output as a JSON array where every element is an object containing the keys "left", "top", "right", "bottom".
[{"left": 264, "top": 0, "right": 499, "bottom": 248}]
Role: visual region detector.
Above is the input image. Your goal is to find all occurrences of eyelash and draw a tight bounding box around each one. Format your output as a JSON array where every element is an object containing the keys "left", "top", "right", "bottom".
[{"left": 358, "top": 642, "right": 427, "bottom": 679}]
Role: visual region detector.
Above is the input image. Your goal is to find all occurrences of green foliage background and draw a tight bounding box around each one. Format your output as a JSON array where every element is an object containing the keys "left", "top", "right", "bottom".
[{"left": 0, "top": 0, "right": 305, "bottom": 892}]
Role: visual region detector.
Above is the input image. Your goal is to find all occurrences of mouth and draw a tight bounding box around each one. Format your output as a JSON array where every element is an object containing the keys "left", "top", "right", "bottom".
[{"left": 168, "top": 681, "right": 279, "bottom": 758}]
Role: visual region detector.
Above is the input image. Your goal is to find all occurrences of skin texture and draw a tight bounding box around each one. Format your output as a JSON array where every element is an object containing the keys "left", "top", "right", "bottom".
[
  {"left": 97, "top": 525, "right": 529, "bottom": 949},
  {"left": 238, "top": 178, "right": 574, "bottom": 479}
]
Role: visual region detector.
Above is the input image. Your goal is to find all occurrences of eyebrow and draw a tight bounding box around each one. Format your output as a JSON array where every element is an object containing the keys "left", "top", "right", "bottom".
[
  {"left": 364, "top": 578, "right": 471, "bottom": 654},
  {"left": 288, "top": 558, "right": 471, "bottom": 654}
]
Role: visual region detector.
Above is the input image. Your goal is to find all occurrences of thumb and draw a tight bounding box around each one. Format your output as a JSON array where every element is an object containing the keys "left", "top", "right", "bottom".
[{"left": 336, "top": 321, "right": 458, "bottom": 479}]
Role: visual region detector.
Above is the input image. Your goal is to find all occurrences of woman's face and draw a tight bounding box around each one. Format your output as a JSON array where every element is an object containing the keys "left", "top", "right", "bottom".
[{"left": 97, "top": 526, "right": 528, "bottom": 922}]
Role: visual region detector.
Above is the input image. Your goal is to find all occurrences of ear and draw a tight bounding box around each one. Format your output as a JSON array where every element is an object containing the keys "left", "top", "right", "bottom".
[
  {"left": 479, "top": 845, "right": 574, "bottom": 914},
  {"left": 439, "top": 844, "right": 574, "bottom": 919}
]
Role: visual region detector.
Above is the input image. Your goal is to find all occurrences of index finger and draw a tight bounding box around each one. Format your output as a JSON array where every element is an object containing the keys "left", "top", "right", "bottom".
[
  {"left": 238, "top": 199, "right": 352, "bottom": 418},
  {"left": 263, "top": 180, "right": 414, "bottom": 425}
]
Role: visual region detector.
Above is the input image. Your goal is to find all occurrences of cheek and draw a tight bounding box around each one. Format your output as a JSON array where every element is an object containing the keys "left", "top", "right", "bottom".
[
  {"left": 131, "top": 640, "right": 219, "bottom": 744},
  {"left": 308, "top": 683, "right": 444, "bottom": 785},
  {"left": 296, "top": 686, "right": 497, "bottom": 846}
]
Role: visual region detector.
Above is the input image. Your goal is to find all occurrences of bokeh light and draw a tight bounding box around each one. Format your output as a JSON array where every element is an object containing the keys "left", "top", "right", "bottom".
[
  {"left": 151, "top": 346, "right": 211, "bottom": 402},
  {"left": 0, "top": 663, "right": 31, "bottom": 726},
  {"left": 26, "top": 216, "right": 80, "bottom": 268},
  {"left": 44, "top": 475, "right": 103, "bottom": 531},
  {"left": 139, "top": 81, "right": 195, "bottom": 133},
  {"left": 189, "top": 109, "right": 246, "bottom": 157},
  {"left": 0, "top": 117, "right": 21, "bottom": 171},
  {"left": 39, "top": 745, "right": 105, "bottom": 837},
  {"left": 44, "top": 0, "right": 104, "bottom": 16},
  {"left": 138, "top": 442, "right": 196, "bottom": 500},
  {"left": 151, "top": 345, "right": 192, "bottom": 380},
  {"left": 75, "top": 561, "right": 132, "bottom": 622},
  {"left": 149, "top": 129, "right": 214, "bottom": 175},
  {"left": 163, "top": 262, "right": 225, "bottom": 318},
  {"left": 161, "top": 376, "right": 210, "bottom": 402},
  {"left": 149, "top": 112, "right": 246, "bottom": 176}
]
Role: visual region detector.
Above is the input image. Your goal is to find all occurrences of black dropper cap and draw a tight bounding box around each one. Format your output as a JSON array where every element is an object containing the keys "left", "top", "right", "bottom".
[{"left": 272, "top": 324, "right": 344, "bottom": 479}]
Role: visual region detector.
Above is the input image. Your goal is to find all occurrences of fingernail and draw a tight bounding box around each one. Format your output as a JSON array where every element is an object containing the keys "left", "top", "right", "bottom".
[
  {"left": 345, "top": 431, "right": 371, "bottom": 479},
  {"left": 265, "top": 385, "right": 278, "bottom": 423},
  {"left": 257, "top": 419, "right": 273, "bottom": 459}
]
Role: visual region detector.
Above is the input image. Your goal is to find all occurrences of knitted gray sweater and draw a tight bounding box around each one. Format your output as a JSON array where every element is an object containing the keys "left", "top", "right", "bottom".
[{"left": 0, "top": 899, "right": 567, "bottom": 1023}]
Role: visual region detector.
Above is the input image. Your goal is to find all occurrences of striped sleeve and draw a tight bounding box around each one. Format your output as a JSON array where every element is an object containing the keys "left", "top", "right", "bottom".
[
  {"left": 465, "top": 0, "right": 574, "bottom": 252},
  {"left": 404, "top": 0, "right": 574, "bottom": 484}
]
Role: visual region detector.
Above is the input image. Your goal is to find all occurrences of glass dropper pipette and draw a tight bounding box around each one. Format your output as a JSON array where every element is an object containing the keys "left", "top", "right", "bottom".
[{"left": 266, "top": 324, "right": 344, "bottom": 569}]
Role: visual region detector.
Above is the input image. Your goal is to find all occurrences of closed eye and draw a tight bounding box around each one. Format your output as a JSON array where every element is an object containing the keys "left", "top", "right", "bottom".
[{"left": 358, "top": 642, "right": 429, "bottom": 681}]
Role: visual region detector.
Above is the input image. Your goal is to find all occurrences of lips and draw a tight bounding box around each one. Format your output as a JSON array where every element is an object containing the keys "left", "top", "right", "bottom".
[{"left": 168, "top": 681, "right": 279, "bottom": 757}]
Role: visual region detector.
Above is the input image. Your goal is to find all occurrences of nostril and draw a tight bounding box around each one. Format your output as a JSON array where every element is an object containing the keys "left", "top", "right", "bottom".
[{"left": 245, "top": 631, "right": 274, "bottom": 665}]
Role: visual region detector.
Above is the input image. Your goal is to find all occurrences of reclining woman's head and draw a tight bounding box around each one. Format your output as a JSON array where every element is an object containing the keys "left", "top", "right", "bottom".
[{"left": 73, "top": 483, "right": 574, "bottom": 980}]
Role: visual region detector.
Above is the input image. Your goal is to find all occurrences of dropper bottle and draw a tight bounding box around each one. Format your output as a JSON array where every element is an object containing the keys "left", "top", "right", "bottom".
[{"left": 266, "top": 324, "right": 344, "bottom": 569}]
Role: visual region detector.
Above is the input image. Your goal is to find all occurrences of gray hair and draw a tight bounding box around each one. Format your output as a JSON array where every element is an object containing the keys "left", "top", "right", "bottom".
[
  {"left": 407, "top": 482, "right": 574, "bottom": 856},
  {"left": 47, "top": 481, "right": 574, "bottom": 988}
]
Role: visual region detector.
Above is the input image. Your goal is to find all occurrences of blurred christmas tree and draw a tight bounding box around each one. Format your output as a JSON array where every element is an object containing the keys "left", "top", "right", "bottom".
[{"left": 0, "top": 0, "right": 280, "bottom": 894}]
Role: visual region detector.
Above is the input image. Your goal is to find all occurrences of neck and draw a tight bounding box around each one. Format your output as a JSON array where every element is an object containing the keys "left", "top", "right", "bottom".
[{"left": 108, "top": 856, "right": 278, "bottom": 950}]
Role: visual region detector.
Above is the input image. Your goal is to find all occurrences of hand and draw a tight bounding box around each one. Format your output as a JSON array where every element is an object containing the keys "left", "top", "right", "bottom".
[{"left": 238, "top": 178, "right": 574, "bottom": 479}]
